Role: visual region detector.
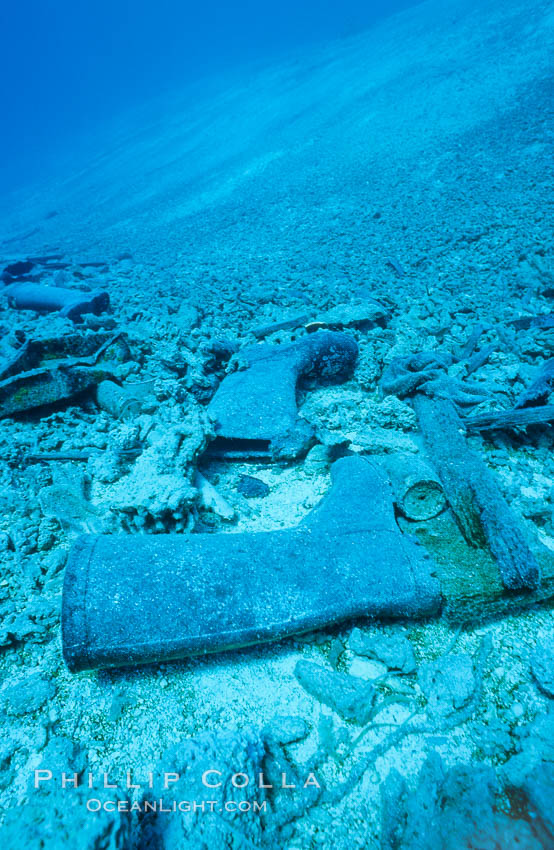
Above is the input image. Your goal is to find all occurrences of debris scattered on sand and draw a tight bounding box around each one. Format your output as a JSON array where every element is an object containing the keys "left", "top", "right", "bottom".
[{"left": 3, "top": 281, "right": 109, "bottom": 322}]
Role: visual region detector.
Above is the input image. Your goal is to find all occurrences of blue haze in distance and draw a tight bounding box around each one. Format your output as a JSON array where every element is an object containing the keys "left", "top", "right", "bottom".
[{"left": 0, "top": 0, "right": 421, "bottom": 192}]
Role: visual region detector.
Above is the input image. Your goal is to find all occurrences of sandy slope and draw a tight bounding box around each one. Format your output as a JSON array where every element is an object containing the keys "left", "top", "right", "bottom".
[{"left": 1, "top": 0, "right": 553, "bottom": 268}]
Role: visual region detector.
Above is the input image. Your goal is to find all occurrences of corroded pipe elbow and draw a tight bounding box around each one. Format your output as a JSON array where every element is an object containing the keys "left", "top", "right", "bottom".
[
  {"left": 61, "top": 456, "right": 441, "bottom": 672},
  {"left": 3, "top": 282, "right": 109, "bottom": 322},
  {"left": 206, "top": 331, "right": 358, "bottom": 460}
]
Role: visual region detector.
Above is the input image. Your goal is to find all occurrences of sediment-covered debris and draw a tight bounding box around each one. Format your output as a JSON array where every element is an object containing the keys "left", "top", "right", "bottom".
[
  {"left": 380, "top": 453, "right": 446, "bottom": 521},
  {"left": 0, "top": 332, "right": 131, "bottom": 417},
  {"left": 139, "top": 726, "right": 269, "bottom": 849},
  {"left": 305, "top": 299, "right": 390, "bottom": 333},
  {"left": 380, "top": 754, "right": 547, "bottom": 850},
  {"left": 1, "top": 781, "right": 131, "bottom": 850},
  {"left": 61, "top": 456, "right": 441, "bottom": 671},
  {"left": 206, "top": 331, "right": 358, "bottom": 460},
  {"left": 349, "top": 629, "right": 416, "bottom": 674},
  {"left": 237, "top": 473, "right": 271, "bottom": 498},
  {"left": 95, "top": 378, "right": 155, "bottom": 419},
  {"left": 531, "top": 639, "right": 554, "bottom": 698},
  {"left": 1, "top": 671, "right": 56, "bottom": 716},
  {"left": 295, "top": 659, "right": 377, "bottom": 725},
  {"left": 39, "top": 465, "right": 108, "bottom": 535},
  {"left": 414, "top": 394, "right": 540, "bottom": 591},
  {"left": 194, "top": 469, "right": 236, "bottom": 521},
  {"left": 3, "top": 281, "right": 109, "bottom": 322},
  {"left": 88, "top": 401, "right": 212, "bottom": 531},
  {"left": 301, "top": 388, "right": 417, "bottom": 449},
  {"left": 417, "top": 653, "right": 476, "bottom": 717},
  {"left": 1, "top": 3, "right": 554, "bottom": 845}
]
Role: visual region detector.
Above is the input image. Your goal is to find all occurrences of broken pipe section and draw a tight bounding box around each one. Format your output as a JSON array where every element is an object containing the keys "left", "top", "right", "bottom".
[
  {"left": 62, "top": 456, "right": 441, "bottom": 672},
  {"left": 206, "top": 330, "right": 358, "bottom": 460},
  {"left": 381, "top": 454, "right": 446, "bottom": 521},
  {"left": 3, "top": 282, "right": 109, "bottom": 322}
]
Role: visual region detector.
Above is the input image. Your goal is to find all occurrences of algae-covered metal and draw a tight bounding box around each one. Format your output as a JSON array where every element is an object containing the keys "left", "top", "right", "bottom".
[
  {"left": 0, "top": 332, "right": 130, "bottom": 417},
  {"left": 61, "top": 456, "right": 441, "bottom": 671},
  {"left": 206, "top": 331, "right": 358, "bottom": 460}
]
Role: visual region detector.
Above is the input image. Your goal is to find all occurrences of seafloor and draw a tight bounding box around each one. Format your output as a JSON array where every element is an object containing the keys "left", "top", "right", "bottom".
[{"left": 1, "top": 0, "right": 554, "bottom": 847}]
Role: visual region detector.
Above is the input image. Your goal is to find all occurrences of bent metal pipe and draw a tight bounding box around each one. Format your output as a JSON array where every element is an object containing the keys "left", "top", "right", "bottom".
[
  {"left": 3, "top": 281, "right": 109, "bottom": 322},
  {"left": 61, "top": 456, "right": 441, "bottom": 672}
]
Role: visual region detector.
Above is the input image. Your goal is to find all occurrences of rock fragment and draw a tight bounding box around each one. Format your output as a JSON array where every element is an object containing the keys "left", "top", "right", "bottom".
[
  {"left": 294, "top": 659, "right": 375, "bottom": 725},
  {"left": 237, "top": 474, "right": 270, "bottom": 498},
  {"left": 381, "top": 754, "right": 543, "bottom": 850},
  {"left": 418, "top": 653, "right": 475, "bottom": 717},
  {"left": 36, "top": 736, "right": 87, "bottom": 777},
  {"left": 140, "top": 726, "right": 268, "bottom": 850},
  {"left": 0, "top": 611, "right": 46, "bottom": 647},
  {"left": 350, "top": 629, "right": 416, "bottom": 674},
  {"left": 522, "top": 763, "right": 554, "bottom": 847},
  {"left": 39, "top": 466, "right": 106, "bottom": 535},
  {"left": 1, "top": 672, "right": 55, "bottom": 716},
  {"left": 2, "top": 784, "right": 130, "bottom": 850},
  {"left": 264, "top": 715, "right": 309, "bottom": 744},
  {"left": 501, "top": 709, "right": 554, "bottom": 788}
]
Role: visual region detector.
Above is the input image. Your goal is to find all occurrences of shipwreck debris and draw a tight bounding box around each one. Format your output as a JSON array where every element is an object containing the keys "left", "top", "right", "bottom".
[
  {"left": 530, "top": 640, "right": 554, "bottom": 699},
  {"left": 95, "top": 378, "right": 155, "bottom": 419},
  {"left": 2, "top": 281, "right": 109, "bottom": 322},
  {"left": 194, "top": 470, "right": 236, "bottom": 522},
  {"left": 349, "top": 628, "right": 416, "bottom": 674},
  {"left": 61, "top": 456, "right": 440, "bottom": 671},
  {"left": 464, "top": 357, "right": 554, "bottom": 432},
  {"left": 515, "top": 357, "right": 554, "bottom": 409},
  {"left": 206, "top": 330, "right": 358, "bottom": 460},
  {"left": 381, "top": 453, "right": 446, "bottom": 521},
  {"left": 381, "top": 349, "right": 542, "bottom": 591},
  {"left": 414, "top": 395, "right": 540, "bottom": 592},
  {"left": 465, "top": 405, "right": 554, "bottom": 433},
  {"left": 237, "top": 474, "right": 270, "bottom": 498},
  {"left": 252, "top": 314, "right": 309, "bottom": 340},
  {"left": 39, "top": 466, "right": 106, "bottom": 536},
  {"left": 509, "top": 314, "right": 554, "bottom": 331},
  {"left": 1, "top": 259, "right": 36, "bottom": 281},
  {"left": 381, "top": 352, "right": 454, "bottom": 399},
  {"left": 294, "top": 659, "right": 376, "bottom": 725},
  {"left": 305, "top": 299, "right": 390, "bottom": 333},
  {"left": 0, "top": 332, "right": 130, "bottom": 418},
  {"left": 418, "top": 653, "right": 476, "bottom": 717}
]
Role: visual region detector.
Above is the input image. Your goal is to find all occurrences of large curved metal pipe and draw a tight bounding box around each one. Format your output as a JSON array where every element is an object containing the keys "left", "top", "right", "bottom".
[
  {"left": 3, "top": 282, "right": 109, "bottom": 322},
  {"left": 206, "top": 331, "right": 358, "bottom": 460},
  {"left": 61, "top": 456, "right": 441, "bottom": 672}
]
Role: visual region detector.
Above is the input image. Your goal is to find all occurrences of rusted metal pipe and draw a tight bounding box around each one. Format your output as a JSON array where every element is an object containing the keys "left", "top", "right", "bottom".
[{"left": 3, "top": 282, "right": 109, "bottom": 322}]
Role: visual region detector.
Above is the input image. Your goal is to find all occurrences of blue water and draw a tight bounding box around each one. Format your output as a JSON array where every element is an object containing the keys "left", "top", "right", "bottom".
[{"left": 0, "top": 0, "right": 420, "bottom": 193}]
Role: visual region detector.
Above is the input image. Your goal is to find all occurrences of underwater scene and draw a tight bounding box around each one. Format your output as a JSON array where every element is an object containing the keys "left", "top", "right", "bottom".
[{"left": 0, "top": 0, "right": 554, "bottom": 846}]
